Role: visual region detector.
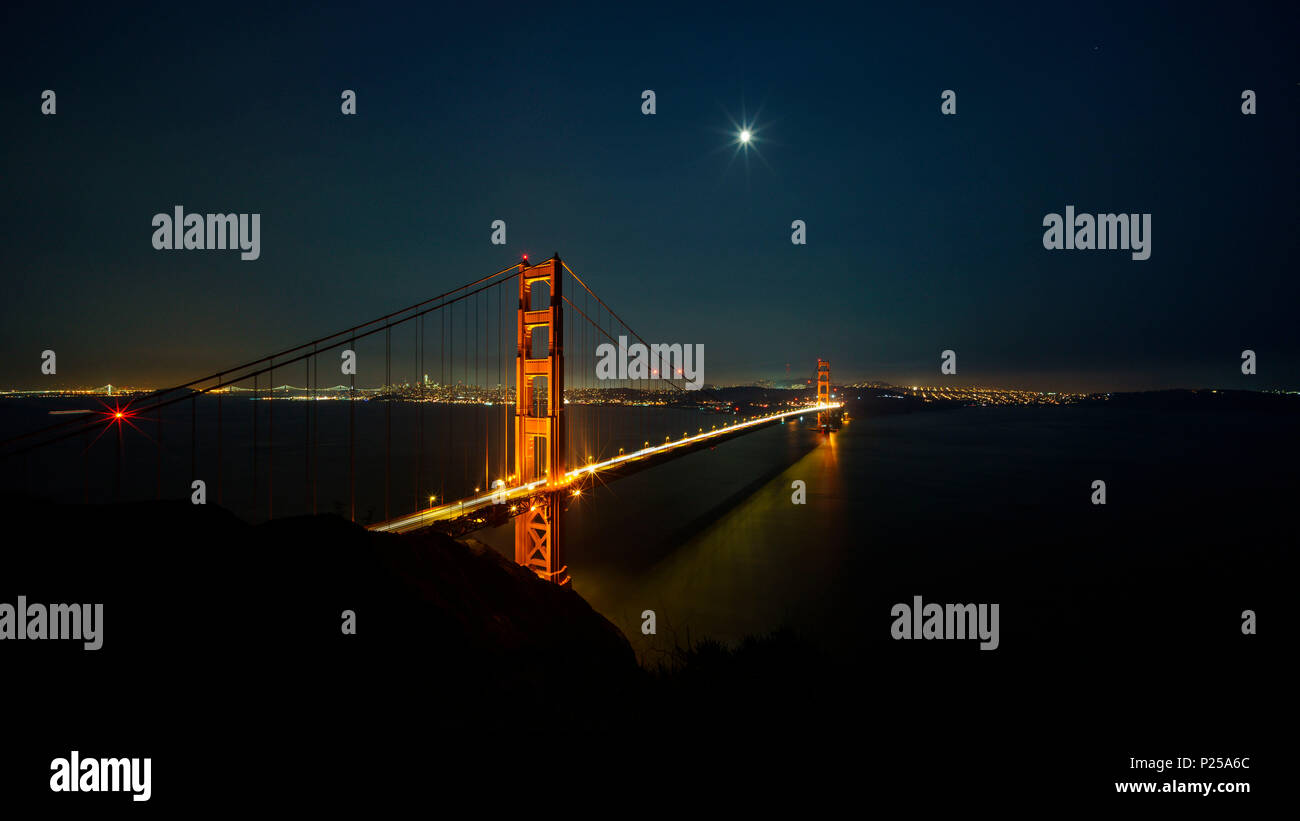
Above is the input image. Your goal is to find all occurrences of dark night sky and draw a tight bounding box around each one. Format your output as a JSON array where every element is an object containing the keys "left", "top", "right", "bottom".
[{"left": 1, "top": 2, "right": 1296, "bottom": 392}]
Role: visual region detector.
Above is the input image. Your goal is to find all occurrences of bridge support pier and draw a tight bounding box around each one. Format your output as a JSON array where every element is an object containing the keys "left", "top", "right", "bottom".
[{"left": 514, "top": 255, "right": 568, "bottom": 585}]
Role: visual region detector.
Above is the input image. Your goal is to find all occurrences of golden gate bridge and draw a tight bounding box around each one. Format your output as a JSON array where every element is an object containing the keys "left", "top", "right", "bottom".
[{"left": 0, "top": 255, "right": 840, "bottom": 585}]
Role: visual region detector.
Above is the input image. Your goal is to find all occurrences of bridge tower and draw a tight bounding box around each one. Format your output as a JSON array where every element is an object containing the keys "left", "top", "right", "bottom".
[
  {"left": 514, "top": 254, "right": 568, "bottom": 584},
  {"left": 816, "top": 358, "right": 831, "bottom": 429}
]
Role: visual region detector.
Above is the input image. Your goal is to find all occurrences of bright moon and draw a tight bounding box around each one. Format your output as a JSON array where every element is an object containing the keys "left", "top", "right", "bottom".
[{"left": 739, "top": 129, "right": 751, "bottom": 143}]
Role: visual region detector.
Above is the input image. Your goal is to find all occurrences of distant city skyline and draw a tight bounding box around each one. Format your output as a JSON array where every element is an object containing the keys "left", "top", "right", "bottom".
[{"left": 5, "top": 372, "right": 1294, "bottom": 396}]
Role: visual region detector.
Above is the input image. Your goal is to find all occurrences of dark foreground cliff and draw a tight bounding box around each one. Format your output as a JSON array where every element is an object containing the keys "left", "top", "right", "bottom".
[
  {"left": 2, "top": 499, "right": 659, "bottom": 807},
  {"left": 0, "top": 495, "right": 1286, "bottom": 808},
  {"left": 0, "top": 498, "right": 640, "bottom": 711}
]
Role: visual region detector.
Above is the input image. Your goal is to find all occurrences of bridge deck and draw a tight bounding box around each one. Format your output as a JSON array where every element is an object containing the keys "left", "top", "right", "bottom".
[{"left": 369, "top": 402, "right": 841, "bottom": 535}]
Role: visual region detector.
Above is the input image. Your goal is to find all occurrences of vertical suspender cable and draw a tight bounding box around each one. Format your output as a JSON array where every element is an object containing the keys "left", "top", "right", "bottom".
[
  {"left": 252, "top": 374, "right": 258, "bottom": 516},
  {"left": 349, "top": 335, "right": 355, "bottom": 522},
  {"left": 463, "top": 298, "right": 468, "bottom": 490},
  {"left": 412, "top": 320, "right": 419, "bottom": 512},
  {"left": 496, "top": 281, "right": 501, "bottom": 488},
  {"left": 268, "top": 361, "right": 273, "bottom": 519},
  {"left": 385, "top": 324, "right": 391, "bottom": 521},
  {"left": 217, "top": 382, "right": 223, "bottom": 506},
  {"left": 304, "top": 357, "right": 310, "bottom": 515},
  {"left": 312, "top": 347, "right": 318, "bottom": 515}
]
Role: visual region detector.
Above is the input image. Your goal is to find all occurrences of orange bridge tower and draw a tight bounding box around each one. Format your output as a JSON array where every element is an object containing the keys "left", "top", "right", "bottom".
[
  {"left": 514, "top": 254, "right": 568, "bottom": 584},
  {"left": 816, "top": 358, "right": 831, "bottom": 429}
]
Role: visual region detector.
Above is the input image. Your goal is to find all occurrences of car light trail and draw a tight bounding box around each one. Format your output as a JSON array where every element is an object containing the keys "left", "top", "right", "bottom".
[{"left": 370, "top": 402, "right": 841, "bottom": 534}]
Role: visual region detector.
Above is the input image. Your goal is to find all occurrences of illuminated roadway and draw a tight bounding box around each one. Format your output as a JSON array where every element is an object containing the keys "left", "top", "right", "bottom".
[{"left": 369, "top": 402, "right": 842, "bottom": 535}]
